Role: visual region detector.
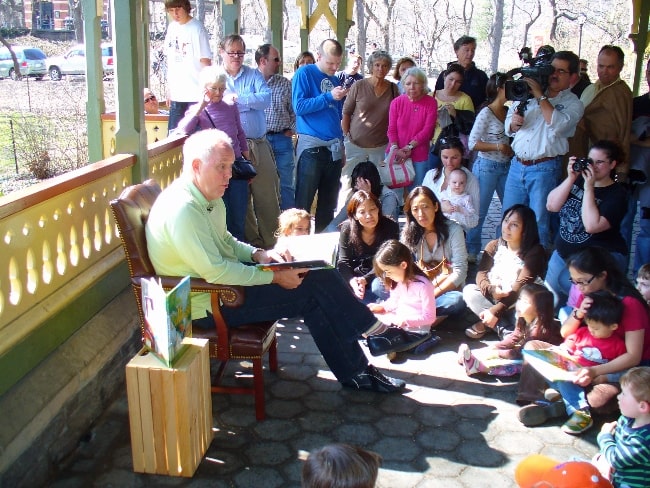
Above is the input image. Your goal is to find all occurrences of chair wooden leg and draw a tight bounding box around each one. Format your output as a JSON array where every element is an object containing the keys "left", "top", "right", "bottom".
[
  {"left": 214, "top": 359, "right": 228, "bottom": 383},
  {"left": 268, "top": 337, "right": 278, "bottom": 373},
  {"left": 253, "top": 357, "right": 266, "bottom": 421}
]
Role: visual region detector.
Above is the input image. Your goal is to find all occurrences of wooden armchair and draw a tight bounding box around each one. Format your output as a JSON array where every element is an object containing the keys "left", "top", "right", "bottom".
[{"left": 110, "top": 179, "right": 278, "bottom": 420}]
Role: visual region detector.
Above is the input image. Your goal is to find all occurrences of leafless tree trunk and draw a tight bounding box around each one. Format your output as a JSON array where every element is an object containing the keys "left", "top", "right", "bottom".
[
  {"left": 516, "top": 0, "right": 541, "bottom": 48},
  {"left": 195, "top": 0, "right": 205, "bottom": 24},
  {"left": 489, "top": 0, "right": 505, "bottom": 73},
  {"left": 0, "top": 32, "right": 21, "bottom": 79},
  {"left": 355, "top": 0, "right": 366, "bottom": 59}
]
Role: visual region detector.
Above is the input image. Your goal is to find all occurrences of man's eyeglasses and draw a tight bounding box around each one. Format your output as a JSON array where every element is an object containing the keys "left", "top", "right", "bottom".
[
  {"left": 268, "top": 57, "right": 281, "bottom": 62},
  {"left": 144, "top": 95, "right": 156, "bottom": 103},
  {"left": 553, "top": 68, "right": 570, "bottom": 75},
  {"left": 226, "top": 52, "right": 245, "bottom": 58},
  {"left": 569, "top": 274, "right": 596, "bottom": 286}
]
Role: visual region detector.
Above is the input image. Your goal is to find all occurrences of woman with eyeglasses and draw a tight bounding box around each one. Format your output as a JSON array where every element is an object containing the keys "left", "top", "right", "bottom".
[
  {"left": 466, "top": 73, "right": 514, "bottom": 262},
  {"left": 175, "top": 65, "right": 250, "bottom": 242},
  {"left": 401, "top": 186, "right": 468, "bottom": 320},
  {"left": 386, "top": 67, "right": 438, "bottom": 189},
  {"left": 339, "top": 51, "right": 399, "bottom": 204},
  {"left": 337, "top": 190, "right": 399, "bottom": 303},
  {"left": 422, "top": 137, "right": 479, "bottom": 230},
  {"left": 516, "top": 246, "right": 650, "bottom": 422},
  {"left": 463, "top": 204, "right": 548, "bottom": 340},
  {"left": 545, "top": 140, "right": 629, "bottom": 310}
]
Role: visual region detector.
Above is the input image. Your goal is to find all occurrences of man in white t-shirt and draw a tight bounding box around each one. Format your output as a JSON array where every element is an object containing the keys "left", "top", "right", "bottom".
[{"left": 163, "top": 0, "right": 212, "bottom": 132}]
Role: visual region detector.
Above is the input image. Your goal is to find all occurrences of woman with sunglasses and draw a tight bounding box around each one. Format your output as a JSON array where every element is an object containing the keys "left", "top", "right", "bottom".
[
  {"left": 516, "top": 247, "right": 650, "bottom": 423},
  {"left": 422, "top": 137, "right": 479, "bottom": 229},
  {"left": 466, "top": 73, "right": 513, "bottom": 262},
  {"left": 545, "top": 140, "right": 629, "bottom": 310},
  {"left": 401, "top": 186, "right": 468, "bottom": 320}
]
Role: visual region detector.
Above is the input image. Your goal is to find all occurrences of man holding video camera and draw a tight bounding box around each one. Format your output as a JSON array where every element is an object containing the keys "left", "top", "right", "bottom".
[{"left": 502, "top": 50, "right": 584, "bottom": 249}]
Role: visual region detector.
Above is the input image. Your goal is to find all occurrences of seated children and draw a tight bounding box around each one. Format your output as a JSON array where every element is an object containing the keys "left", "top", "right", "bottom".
[
  {"left": 518, "top": 291, "right": 627, "bottom": 435},
  {"left": 458, "top": 283, "right": 560, "bottom": 377},
  {"left": 440, "top": 168, "right": 478, "bottom": 230},
  {"left": 596, "top": 366, "right": 650, "bottom": 488},
  {"left": 301, "top": 443, "right": 382, "bottom": 488},
  {"left": 366, "top": 240, "right": 439, "bottom": 358}
]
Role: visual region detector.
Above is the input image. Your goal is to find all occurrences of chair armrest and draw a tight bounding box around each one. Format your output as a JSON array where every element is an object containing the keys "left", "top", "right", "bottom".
[{"left": 132, "top": 276, "right": 245, "bottom": 307}]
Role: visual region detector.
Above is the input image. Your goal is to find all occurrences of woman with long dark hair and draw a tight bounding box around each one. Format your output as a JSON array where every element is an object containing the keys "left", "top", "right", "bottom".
[
  {"left": 402, "top": 186, "right": 468, "bottom": 319},
  {"left": 463, "top": 204, "right": 548, "bottom": 339},
  {"left": 337, "top": 190, "right": 399, "bottom": 303},
  {"left": 466, "top": 72, "right": 514, "bottom": 261}
]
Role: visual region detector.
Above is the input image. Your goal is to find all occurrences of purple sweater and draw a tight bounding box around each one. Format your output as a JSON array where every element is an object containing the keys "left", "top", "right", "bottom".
[
  {"left": 176, "top": 101, "right": 248, "bottom": 157},
  {"left": 387, "top": 94, "right": 437, "bottom": 162}
]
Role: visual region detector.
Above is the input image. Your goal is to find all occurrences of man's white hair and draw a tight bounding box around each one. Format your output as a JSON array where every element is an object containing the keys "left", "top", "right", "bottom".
[{"left": 182, "top": 129, "right": 233, "bottom": 173}]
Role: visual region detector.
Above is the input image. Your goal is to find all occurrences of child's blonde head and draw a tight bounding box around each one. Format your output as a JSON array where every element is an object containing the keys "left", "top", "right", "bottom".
[
  {"left": 620, "top": 367, "right": 650, "bottom": 403},
  {"left": 275, "top": 208, "right": 311, "bottom": 237},
  {"left": 638, "top": 263, "right": 650, "bottom": 281}
]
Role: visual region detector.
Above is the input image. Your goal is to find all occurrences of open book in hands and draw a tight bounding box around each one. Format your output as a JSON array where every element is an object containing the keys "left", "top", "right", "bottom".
[
  {"left": 522, "top": 348, "right": 582, "bottom": 382},
  {"left": 257, "top": 232, "right": 340, "bottom": 271}
]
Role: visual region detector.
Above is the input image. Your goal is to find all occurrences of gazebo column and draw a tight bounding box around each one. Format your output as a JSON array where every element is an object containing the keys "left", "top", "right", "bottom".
[{"left": 82, "top": 0, "right": 105, "bottom": 164}]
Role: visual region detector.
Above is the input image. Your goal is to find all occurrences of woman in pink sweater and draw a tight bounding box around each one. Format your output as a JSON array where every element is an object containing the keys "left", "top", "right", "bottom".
[{"left": 387, "top": 67, "right": 438, "bottom": 189}]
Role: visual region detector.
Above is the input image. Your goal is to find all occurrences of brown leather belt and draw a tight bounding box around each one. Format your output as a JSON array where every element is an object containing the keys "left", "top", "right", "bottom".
[{"left": 517, "top": 155, "right": 557, "bottom": 166}]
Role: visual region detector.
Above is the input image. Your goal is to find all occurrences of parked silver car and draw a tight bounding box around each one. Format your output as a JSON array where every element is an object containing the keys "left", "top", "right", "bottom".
[
  {"left": 46, "top": 43, "right": 114, "bottom": 81},
  {"left": 0, "top": 46, "right": 48, "bottom": 80}
]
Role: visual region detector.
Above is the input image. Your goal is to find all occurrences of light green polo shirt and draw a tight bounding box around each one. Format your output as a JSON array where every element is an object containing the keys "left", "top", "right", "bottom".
[{"left": 145, "top": 176, "right": 273, "bottom": 319}]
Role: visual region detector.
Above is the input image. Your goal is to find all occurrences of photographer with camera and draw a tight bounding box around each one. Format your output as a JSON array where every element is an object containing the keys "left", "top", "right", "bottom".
[
  {"left": 545, "top": 140, "right": 628, "bottom": 308},
  {"left": 502, "top": 50, "right": 584, "bottom": 250}
]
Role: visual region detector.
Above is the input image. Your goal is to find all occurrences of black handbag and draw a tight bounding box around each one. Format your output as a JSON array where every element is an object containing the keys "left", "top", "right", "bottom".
[
  {"left": 232, "top": 156, "right": 257, "bottom": 180},
  {"left": 202, "top": 108, "right": 256, "bottom": 180}
]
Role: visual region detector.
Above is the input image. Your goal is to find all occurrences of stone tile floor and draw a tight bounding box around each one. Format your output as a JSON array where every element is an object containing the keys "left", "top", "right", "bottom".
[{"left": 47, "top": 194, "right": 624, "bottom": 487}]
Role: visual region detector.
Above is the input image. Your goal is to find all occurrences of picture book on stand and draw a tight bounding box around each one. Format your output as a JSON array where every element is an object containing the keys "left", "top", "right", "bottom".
[{"left": 141, "top": 275, "right": 192, "bottom": 367}]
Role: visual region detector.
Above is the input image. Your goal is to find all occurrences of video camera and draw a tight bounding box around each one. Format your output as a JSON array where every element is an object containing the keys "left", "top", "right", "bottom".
[{"left": 505, "top": 45, "right": 556, "bottom": 102}]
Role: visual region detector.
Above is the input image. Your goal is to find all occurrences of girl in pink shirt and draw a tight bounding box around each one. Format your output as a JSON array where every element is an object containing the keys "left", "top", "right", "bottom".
[{"left": 369, "top": 240, "right": 436, "bottom": 334}]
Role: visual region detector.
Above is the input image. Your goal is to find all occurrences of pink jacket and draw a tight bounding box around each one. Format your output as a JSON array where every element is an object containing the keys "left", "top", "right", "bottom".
[
  {"left": 387, "top": 94, "right": 437, "bottom": 162},
  {"left": 378, "top": 276, "right": 436, "bottom": 332}
]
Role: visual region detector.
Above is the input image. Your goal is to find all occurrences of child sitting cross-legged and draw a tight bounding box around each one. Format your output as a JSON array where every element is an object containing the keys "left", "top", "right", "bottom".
[
  {"left": 365, "top": 240, "right": 441, "bottom": 359},
  {"left": 595, "top": 366, "right": 650, "bottom": 488},
  {"left": 458, "top": 283, "right": 561, "bottom": 377},
  {"left": 518, "top": 290, "right": 627, "bottom": 435}
]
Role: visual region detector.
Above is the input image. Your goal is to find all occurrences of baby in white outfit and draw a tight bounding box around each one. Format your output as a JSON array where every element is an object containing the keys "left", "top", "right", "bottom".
[{"left": 441, "top": 168, "right": 478, "bottom": 230}]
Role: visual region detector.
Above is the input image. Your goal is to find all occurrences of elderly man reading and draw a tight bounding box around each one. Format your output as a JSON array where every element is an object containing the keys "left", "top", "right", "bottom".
[{"left": 145, "top": 129, "right": 409, "bottom": 393}]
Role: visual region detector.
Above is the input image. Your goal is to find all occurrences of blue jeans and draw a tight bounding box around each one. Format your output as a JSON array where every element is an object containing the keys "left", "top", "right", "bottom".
[
  {"left": 295, "top": 146, "right": 342, "bottom": 232},
  {"left": 214, "top": 269, "right": 374, "bottom": 382},
  {"left": 635, "top": 217, "right": 650, "bottom": 277},
  {"left": 502, "top": 157, "right": 562, "bottom": 249},
  {"left": 267, "top": 133, "right": 295, "bottom": 210},
  {"left": 545, "top": 250, "right": 571, "bottom": 310},
  {"left": 407, "top": 159, "right": 433, "bottom": 192},
  {"left": 466, "top": 156, "right": 509, "bottom": 255},
  {"left": 548, "top": 380, "right": 587, "bottom": 415},
  {"left": 222, "top": 179, "right": 249, "bottom": 242},
  {"left": 167, "top": 101, "right": 191, "bottom": 133}
]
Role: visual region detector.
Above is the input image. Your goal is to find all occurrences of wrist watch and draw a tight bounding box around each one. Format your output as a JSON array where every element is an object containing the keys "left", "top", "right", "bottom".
[
  {"left": 537, "top": 95, "right": 548, "bottom": 103},
  {"left": 406, "top": 143, "right": 414, "bottom": 151},
  {"left": 573, "top": 309, "right": 583, "bottom": 321}
]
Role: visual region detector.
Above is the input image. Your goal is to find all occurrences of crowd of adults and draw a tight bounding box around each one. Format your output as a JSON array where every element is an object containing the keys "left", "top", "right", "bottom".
[{"left": 147, "top": 0, "right": 650, "bottom": 441}]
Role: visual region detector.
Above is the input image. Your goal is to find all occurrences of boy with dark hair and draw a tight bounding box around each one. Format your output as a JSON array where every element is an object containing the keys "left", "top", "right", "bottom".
[
  {"left": 596, "top": 367, "right": 650, "bottom": 488},
  {"left": 163, "top": 0, "right": 212, "bottom": 132}
]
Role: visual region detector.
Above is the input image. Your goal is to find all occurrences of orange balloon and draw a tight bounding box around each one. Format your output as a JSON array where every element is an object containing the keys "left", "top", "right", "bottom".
[{"left": 515, "top": 454, "right": 560, "bottom": 488}]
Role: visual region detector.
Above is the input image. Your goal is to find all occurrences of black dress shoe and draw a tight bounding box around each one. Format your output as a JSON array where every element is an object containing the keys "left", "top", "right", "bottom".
[
  {"left": 366, "top": 327, "right": 431, "bottom": 357},
  {"left": 342, "top": 365, "right": 406, "bottom": 393}
]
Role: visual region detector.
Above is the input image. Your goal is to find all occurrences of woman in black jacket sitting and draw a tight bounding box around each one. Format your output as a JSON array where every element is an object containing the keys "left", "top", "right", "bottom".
[{"left": 337, "top": 190, "right": 399, "bottom": 303}]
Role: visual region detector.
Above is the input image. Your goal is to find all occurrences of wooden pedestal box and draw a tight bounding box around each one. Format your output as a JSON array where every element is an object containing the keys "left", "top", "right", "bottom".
[{"left": 126, "top": 338, "right": 214, "bottom": 477}]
